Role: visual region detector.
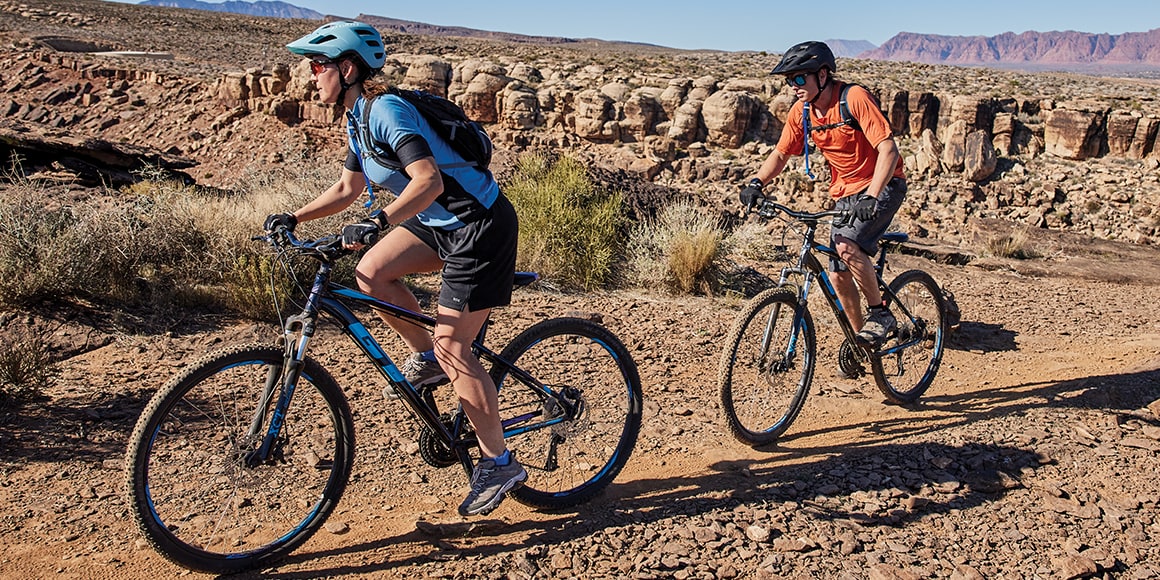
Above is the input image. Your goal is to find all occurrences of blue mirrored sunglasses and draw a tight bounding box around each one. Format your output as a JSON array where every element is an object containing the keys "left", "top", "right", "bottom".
[{"left": 785, "top": 73, "right": 809, "bottom": 87}]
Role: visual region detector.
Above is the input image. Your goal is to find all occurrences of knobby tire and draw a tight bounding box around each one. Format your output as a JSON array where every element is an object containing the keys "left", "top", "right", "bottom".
[
  {"left": 124, "top": 344, "right": 354, "bottom": 574},
  {"left": 718, "top": 287, "right": 815, "bottom": 446},
  {"left": 489, "top": 318, "right": 643, "bottom": 509}
]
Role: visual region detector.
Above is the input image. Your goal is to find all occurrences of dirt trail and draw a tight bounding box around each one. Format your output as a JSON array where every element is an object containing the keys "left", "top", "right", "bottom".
[{"left": 2, "top": 249, "right": 1160, "bottom": 578}]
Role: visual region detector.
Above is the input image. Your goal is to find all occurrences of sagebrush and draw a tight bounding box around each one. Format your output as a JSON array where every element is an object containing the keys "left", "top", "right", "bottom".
[{"left": 504, "top": 154, "right": 623, "bottom": 291}]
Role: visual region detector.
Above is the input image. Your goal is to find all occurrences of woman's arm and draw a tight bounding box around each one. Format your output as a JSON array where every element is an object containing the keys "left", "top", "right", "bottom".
[{"left": 292, "top": 168, "right": 368, "bottom": 222}]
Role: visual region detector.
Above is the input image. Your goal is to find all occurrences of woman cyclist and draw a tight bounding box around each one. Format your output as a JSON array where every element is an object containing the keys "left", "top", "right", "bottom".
[{"left": 264, "top": 21, "right": 525, "bottom": 517}]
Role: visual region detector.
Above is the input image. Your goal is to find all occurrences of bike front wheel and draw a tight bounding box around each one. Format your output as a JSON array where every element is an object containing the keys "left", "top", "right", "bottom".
[
  {"left": 124, "top": 344, "right": 354, "bottom": 574},
  {"left": 489, "top": 317, "right": 643, "bottom": 510},
  {"left": 871, "top": 270, "right": 947, "bottom": 404},
  {"left": 718, "top": 287, "right": 815, "bottom": 446}
]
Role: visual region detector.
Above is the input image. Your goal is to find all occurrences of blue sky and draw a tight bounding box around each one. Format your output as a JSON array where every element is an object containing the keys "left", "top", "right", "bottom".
[{"left": 116, "top": 0, "right": 1158, "bottom": 52}]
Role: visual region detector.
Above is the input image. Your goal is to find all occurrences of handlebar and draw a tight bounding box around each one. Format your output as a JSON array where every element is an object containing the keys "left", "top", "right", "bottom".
[
  {"left": 254, "top": 227, "right": 351, "bottom": 262},
  {"left": 750, "top": 198, "right": 848, "bottom": 226}
]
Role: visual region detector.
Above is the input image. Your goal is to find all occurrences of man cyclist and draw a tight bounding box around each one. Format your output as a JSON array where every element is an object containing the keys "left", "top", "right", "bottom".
[
  {"left": 265, "top": 21, "right": 525, "bottom": 517},
  {"left": 740, "top": 40, "right": 907, "bottom": 346}
]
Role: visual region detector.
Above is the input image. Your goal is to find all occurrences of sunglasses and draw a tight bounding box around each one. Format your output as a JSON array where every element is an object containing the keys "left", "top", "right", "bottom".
[
  {"left": 309, "top": 59, "right": 335, "bottom": 75},
  {"left": 785, "top": 73, "right": 810, "bottom": 87}
]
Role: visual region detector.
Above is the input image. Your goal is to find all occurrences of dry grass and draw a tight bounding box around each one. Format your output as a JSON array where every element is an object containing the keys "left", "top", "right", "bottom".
[
  {"left": 983, "top": 229, "right": 1041, "bottom": 260},
  {"left": 627, "top": 201, "right": 728, "bottom": 295},
  {"left": 0, "top": 330, "right": 58, "bottom": 407}
]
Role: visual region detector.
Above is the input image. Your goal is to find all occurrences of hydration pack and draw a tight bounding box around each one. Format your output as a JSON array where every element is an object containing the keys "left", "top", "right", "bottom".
[{"left": 358, "top": 88, "right": 493, "bottom": 173}]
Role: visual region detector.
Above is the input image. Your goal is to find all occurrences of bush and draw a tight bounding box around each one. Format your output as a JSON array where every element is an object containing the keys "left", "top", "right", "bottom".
[
  {"left": 0, "top": 330, "right": 58, "bottom": 407},
  {"left": 0, "top": 179, "right": 205, "bottom": 306},
  {"left": 0, "top": 164, "right": 355, "bottom": 319},
  {"left": 505, "top": 155, "right": 623, "bottom": 291},
  {"left": 627, "top": 201, "right": 728, "bottom": 295}
]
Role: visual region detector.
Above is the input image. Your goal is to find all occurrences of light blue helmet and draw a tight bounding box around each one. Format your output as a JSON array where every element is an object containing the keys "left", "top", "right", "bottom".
[{"left": 286, "top": 20, "right": 385, "bottom": 71}]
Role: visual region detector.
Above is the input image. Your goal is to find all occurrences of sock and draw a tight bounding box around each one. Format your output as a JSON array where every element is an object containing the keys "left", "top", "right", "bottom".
[
  {"left": 869, "top": 302, "right": 887, "bottom": 311},
  {"left": 493, "top": 449, "right": 511, "bottom": 466},
  {"left": 419, "top": 349, "right": 437, "bottom": 363}
]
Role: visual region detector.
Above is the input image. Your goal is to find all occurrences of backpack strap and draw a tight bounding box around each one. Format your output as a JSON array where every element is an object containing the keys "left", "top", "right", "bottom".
[
  {"left": 809, "top": 83, "right": 860, "bottom": 133},
  {"left": 358, "top": 94, "right": 404, "bottom": 171}
]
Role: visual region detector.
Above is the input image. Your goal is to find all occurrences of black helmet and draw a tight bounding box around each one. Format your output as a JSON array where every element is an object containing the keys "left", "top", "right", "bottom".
[{"left": 770, "top": 41, "right": 836, "bottom": 75}]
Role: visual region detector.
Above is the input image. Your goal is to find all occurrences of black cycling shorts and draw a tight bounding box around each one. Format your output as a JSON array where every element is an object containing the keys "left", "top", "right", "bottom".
[
  {"left": 400, "top": 193, "right": 518, "bottom": 312},
  {"left": 829, "top": 177, "right": 907, "bottom": 272}
]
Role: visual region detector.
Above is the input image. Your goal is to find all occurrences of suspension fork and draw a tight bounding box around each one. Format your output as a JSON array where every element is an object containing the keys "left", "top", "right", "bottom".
[{"left": 244, "top": 264, "right": 329, "bottom": 466}]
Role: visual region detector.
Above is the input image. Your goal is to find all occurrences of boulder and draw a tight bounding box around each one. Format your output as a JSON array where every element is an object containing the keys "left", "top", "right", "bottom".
[
  {"left": 942, "top": 119, "right": 970, "bottom": 171},
  {"left": 658, "top": 78, "right": 691, "bottom": 118},
  {"left": 620, "top": 90, "right": 663, "bottom": 140},
  {"left": 702, "top": 90, "right": 757, "bottom": 149},
  {"left": 573, "top": 89, "right": 615, "bottom": 141},
  {"left": 687, "top": 75, "right": 717, "bottom": 102},
  {"left": 459, "top": 71, "right": 511, "bottom": 123},
  {"left": 963, "top": 130, "right": 998, "bottom": 182},
  {"left": 908, "top": 92, "right": 939, "bottom": 138},
  {"left": 1045, "top": 108, "right": 1105, "bottom": 160},
  {"left": 667, "top": 100, "right": 704, "bottom": 146},
  {"left": 400, "top": 55, "right": 451, "bottom": 96},
  {"left": 1129, "top": 117, "right": 1159, "bottom": 159},
  {"left": 499, "top": 82, "right": 539, "bottom": 131}
]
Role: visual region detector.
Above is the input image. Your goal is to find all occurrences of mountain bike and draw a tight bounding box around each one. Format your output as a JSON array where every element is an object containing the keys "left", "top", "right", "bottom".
[
  {"left": 718, "top": 199, "right": 946, "bottom": 446},
  {"left": 123, "top": 227, "right": 643, "bottom": 574}
]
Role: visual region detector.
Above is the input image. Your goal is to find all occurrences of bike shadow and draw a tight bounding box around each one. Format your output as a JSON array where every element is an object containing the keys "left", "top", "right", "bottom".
[
  {"left": 250, "top": 366, "right": 1160, "bottom": 578},
  {"left": 945, "top": 319, "right": 1017, "bottom": 353}
]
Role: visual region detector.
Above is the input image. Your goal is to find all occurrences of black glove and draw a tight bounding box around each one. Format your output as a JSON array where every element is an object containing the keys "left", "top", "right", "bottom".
[
  {"left": 739, "top": 178, "right": 764, "bottom": 210},
  {"left": 852, "top": 193, "right": 878, "bottom": 222},
  {"left": 341, "top": 220, "right": 380, "bottom": 247},
  {"left": 264, "top": 212, "right": 298, "bottom": 232}
]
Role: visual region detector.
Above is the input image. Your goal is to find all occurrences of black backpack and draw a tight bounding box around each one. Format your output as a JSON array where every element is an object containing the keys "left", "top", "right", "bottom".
[
  {"left": 357, "top": 87, "right": 493, "bottom": 173},
  {"left": 810, "top": 82, "right": 881, "bottom": 134}
]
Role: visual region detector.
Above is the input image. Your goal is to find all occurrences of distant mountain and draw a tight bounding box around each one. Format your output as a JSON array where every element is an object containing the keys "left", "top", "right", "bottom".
[
  {"left": 355, "top": 15, "right": 666, "bottom": 49},
  {"left": 138, "top": 0, "right": 323, "bottom": 19},
  {"left": 824, "top": 39, "right": 876, "bottom": 58},
  {"left": 860, "top": 29, "right": 1160, "bottom": 71}
]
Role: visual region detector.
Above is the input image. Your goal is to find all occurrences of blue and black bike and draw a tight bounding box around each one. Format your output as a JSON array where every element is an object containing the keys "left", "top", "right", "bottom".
[{"left": 124, "top": 227, "right": 643, "bottom": 574}]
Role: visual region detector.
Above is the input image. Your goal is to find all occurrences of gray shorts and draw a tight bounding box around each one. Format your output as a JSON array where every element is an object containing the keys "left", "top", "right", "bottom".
[
  {"left": 830, "top": 177, "right": 907, "bottom": 272},
  {"left": 400, "top": 193, "right": 518, "bottom": 312}
]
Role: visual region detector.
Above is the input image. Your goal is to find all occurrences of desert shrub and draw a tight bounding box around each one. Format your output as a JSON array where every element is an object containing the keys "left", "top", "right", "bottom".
[
  {"left": 505, "top": 155, "right": 623, "bottom": 291},
  {"left": 0, "top": 162, "right": 362, "bottom": 319},
  {"left": 0, "top": 330, "right": 58, "bottom": 406},
  {"left": 627, "top": 201, "right": 728, "bottom": 295},
  {"left": 0, "top": 178, "right": 205, "bottom": 306},
  {"left": 983, "top": 230, "right": 1041, "bottom": 260}
]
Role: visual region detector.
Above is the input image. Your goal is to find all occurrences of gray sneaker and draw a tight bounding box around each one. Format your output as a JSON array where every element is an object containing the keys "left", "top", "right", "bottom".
[
  {"left": 857, "top": 307, "right": 897, "bottom": 345},
  {"left": 458, "top": 454, "right": 527, "bottom": 516},
  {"left": 384, "top": 352, "right": 449, "bottom": 400}
]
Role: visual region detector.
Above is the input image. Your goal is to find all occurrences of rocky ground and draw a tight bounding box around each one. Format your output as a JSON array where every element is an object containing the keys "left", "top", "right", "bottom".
[
  {"left": 1, "top": 231, "right": 1159, "bottom": 579},
  {"left": 2, "top": 1, "right": 1160, "bottom": 578}
]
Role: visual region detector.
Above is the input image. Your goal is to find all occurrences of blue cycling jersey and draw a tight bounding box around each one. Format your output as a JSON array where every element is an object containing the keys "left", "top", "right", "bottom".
[{"left": 347, "top": 94, "right": 500, "bottom": 230}]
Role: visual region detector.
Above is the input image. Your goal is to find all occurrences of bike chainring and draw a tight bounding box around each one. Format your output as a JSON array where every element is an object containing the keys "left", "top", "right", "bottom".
[
  {"left": 418, "top": 414, "right": 459, "bottom": 469},
  {"left": 838, "top": 339, "right": 865, "bottom": 379}
]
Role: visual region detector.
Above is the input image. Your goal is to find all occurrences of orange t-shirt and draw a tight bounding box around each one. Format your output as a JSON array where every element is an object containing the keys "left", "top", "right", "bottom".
[{"left": 775, "top": 81, "right": 905, "bottom": 199}]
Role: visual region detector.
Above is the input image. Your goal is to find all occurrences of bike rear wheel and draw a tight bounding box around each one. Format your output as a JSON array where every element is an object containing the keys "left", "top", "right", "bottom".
[
  {"left": 718, "top": 287, "right": 815, "bottom": 446},
  {"left": 489, "top": 317, "right": 643, "bottom": 510},
  {"left": 124, "top": 344, "right": 354, "bottom": 574},
  {"left": 870, "top": 270, "right": 947, "bottom": 404}
]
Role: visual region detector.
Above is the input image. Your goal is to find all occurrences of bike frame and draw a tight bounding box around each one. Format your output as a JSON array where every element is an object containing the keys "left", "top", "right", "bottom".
[
  {"left": 248, "top": 233, "right": 574, "bottom": 474},
  {"left": 758, "top": 201, "right": 922, "bottom": 363}
]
